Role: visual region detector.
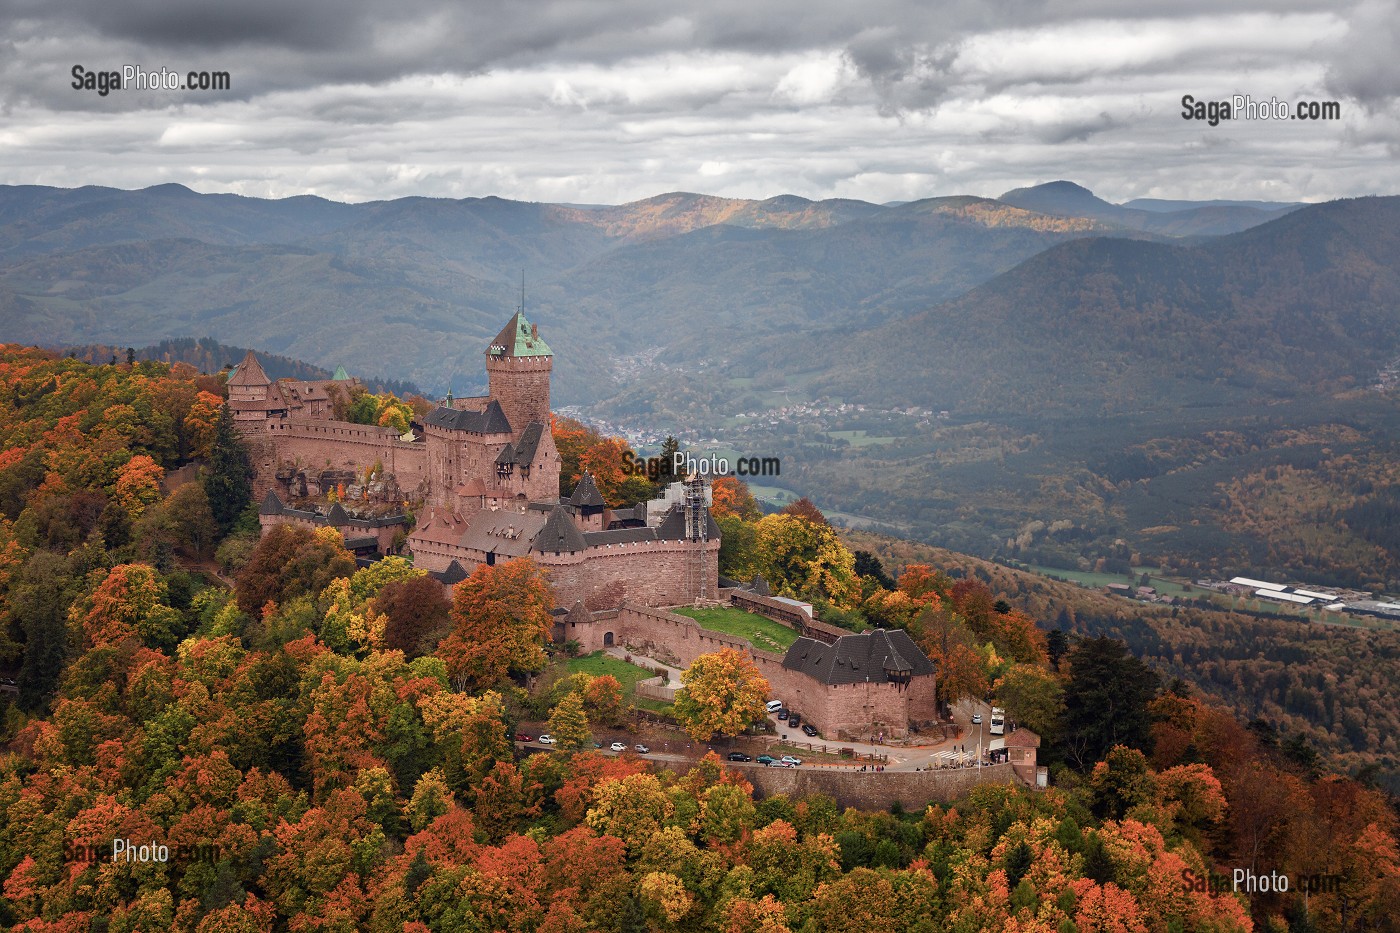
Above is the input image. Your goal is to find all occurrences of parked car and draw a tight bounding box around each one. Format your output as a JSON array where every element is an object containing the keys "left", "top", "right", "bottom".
[
  {"left": 593, "top": 741, "right": 603, "bottom": 748},
  {"left": 780, "top": 755, "right": 803, "bottom": 766},
  {"left": 634, "top": 744, "right": 650, "bottom": 754},
  {"left": 765, "top": 699, "right": 784, "bottom": 712},
  {"left": 514, "top": 733, "right": 532, "bottom": 742},
  {"left": 609, "top": 742, "right": 627, "bottom": 752},
  {"left": 801, "top": 723, "right": 819, "bottom": 737},
  {"left": 756, "top": 755, "right": 777, "bottom": 765},
  {"left": 727, "top": 752, "right": 752, "bottom": 762},
  {"left": 777, "top": 709, "right": 789, "bottom": 721},
  {"left": 537, "top": 734, "right": 556, "bottom": 744},
  {"left": 788, "top": 714, "right": 802, "bottom": 728}
]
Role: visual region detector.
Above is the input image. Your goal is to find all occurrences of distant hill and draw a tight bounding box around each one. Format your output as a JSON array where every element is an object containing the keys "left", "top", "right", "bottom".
[
  {"left": 0, "top": 183, "right": 1160, "bottom": 399},
  {"left": 1123, "top": 196, "right": 1304, "bottom": 213},
  {"left": 813, "top": 195, "right": 1400, "bottom": 414},
  {"left": 1000, "top": 180, "right": 1302, "bottom": 237}
]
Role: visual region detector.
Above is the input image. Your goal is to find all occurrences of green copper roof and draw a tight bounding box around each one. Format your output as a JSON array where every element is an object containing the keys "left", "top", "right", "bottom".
[
  {"left": 333, "top": 365, "right": 350, "bottom": 381},
  {"left": 488, "top": 312, "right": 552, "bottom": 358}
]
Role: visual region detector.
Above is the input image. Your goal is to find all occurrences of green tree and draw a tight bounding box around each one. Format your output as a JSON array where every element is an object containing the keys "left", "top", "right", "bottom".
[
  {"left": 994, "top": 665, "right": 1065, "bottom": 742},
  {"left": 14, "top": 551, "right": 77, "bottom": 710},
  {"left": 1062, "top": 636, "right": 1159, "bottom": 770},
  {"left": 203, "top": 405, "right": 252, "bottom": 535},
  {"left": 547, "top": 690, "right": 592, "bottom": 751}
]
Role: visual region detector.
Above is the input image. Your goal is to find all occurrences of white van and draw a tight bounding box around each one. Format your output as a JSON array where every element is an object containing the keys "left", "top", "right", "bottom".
[{"left": 766, "top": 699, "right": 784, "bottom": 713}]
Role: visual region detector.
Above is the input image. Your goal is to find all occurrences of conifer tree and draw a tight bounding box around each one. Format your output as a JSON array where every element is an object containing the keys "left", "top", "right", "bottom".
[{"left": 204, "top": 405, "right": 252, "bottom": 535}]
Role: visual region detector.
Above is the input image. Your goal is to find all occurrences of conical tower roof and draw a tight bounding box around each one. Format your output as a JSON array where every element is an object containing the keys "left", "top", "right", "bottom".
[
  {"left": 569, "top": 472, "right": 607, "bottom": 509},
  {"left": 228, "top": 350, "right": 271, "bottom": 387}
]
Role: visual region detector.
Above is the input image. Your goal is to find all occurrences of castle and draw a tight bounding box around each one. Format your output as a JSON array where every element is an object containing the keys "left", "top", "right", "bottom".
[
  {"left": 230, "top": 312, "right": 720, "bottom": 610},
  {"left": 229, "top": 313, "right": 943, "bottom": 742}
]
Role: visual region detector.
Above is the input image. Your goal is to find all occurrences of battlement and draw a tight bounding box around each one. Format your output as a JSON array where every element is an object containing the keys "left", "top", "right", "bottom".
[{"left": 484, "top": 354, "right": 553, "bottom": 370}]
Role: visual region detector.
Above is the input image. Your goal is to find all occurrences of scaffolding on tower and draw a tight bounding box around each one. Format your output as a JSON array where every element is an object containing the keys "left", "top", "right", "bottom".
[{"left": 684, "top": 474, "right": 710, "bottom": 601}]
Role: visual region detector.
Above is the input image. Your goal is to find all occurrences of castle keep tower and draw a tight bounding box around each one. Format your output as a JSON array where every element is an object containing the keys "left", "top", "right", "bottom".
[{"left": 485, "top": 311, "right": 553, "bottom": 434}]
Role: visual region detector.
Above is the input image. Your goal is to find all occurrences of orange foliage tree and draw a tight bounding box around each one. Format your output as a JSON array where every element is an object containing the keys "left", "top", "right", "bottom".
[{"left": 436, "top": 558, "right": 553, "bottom": 692}]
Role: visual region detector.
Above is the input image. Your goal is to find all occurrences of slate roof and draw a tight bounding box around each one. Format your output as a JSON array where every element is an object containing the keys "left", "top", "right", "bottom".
[
  {"left": 582, "top": 527, "right": 657, "bottom": 546},
  {"left": 569, "top": 472, "right": 606, "bottom": 508},
  {"left": 459, "top": 510, "right": 546, "bottom": 558},
  {"left": 781, "top": 629, "right": 935, "bottom": 686},
  {"left": 653, "top": 505, "right": 722, "bottom": 542},
  {"left": 259, "top": 490, "right": 286, "bottom": 515},
  {"left": 228, "top": 350, "right": 271, "bottom": 387},
  {"left": 423, "top": 399, "right": 511, "bottom": 435},
  {"left": 488, "top": 311, "right": 552, "bottom": 358},
  {"left": 515, "top": 421, "right": 545, "bottom": 467},
  {"left": 438, "top": 560, "right": 471, "bottom": 586},
  {"left": 532, "top": 505, "right": 586, "bottom": 554},
  {"left": 495, "top": 441, "right": 516, "bottom": 465}
]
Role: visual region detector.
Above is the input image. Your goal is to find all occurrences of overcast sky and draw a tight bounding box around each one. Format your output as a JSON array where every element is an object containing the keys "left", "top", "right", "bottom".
[{"left": 1, "top": 0, "right": 1396, "bottom": 205}]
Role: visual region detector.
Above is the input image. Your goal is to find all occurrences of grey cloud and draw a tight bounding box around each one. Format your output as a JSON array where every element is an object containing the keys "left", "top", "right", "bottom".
[
  {"left": 1035, "top": 112, "right": 1119, "bottom": 144},
  {"left": 1323, "top": 0, "right": 1400, "bottom": 110}
]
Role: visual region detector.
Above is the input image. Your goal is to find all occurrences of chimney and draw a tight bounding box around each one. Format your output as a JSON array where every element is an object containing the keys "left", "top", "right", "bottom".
[{"left": 531, "top": 323, "right": 538, "bottom": 340}]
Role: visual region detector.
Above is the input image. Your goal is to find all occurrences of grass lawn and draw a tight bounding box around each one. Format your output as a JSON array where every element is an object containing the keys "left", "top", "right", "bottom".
[
  {"left": 673, "top": 606, "right": 800, "bottom": 653},
  {"left": 565, "top": 652, "right": 675, "bottom": 715},
  {"left": 566, "top": 652, "right": 655, "bottom": 692}
]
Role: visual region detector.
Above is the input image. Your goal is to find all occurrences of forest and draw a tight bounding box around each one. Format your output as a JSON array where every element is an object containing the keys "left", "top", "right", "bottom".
[{"left": 0, "top": 346, "right": 1395, "bottom": 932}]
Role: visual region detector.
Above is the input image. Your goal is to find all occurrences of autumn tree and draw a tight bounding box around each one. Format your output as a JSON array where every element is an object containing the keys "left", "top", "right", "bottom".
[
  {"left": 547, "top": 690, "right": 592, "bottom": 751},
  {"left": 712, "top": 476, "right": 761, "bottom": 521},
  {"left": 72, "top": 562, "right": 184, "bottom": 652},
  {"left": 183, "top": 389, "right": 224, "bottom": 459},
  {"left": 751, "top": 513, "right": 859, "bottom": 607},
  {"left": 436, "top": 557, "right": 553, "bottom": 692},
  {"left": 234, "top": 524, "right": 356, "bottom": 616},
  {"left": 909, "top": 602, "right": 987, "bottom": 705},
  {"left": 582, "top": 673, "right": 626, "bottom": 728},
  {"left": 114, "top": 454, "right": 164, "bottom": 521},
  {"left": 577, "top": 437, "right": 653, "bottom": 506},
  {"left": 551, "top": 415, "right": 602, "bottom": 498},
  {"left": 674, "top": 648, "right": 771, "bottom": 742},
  {"left": 372, "top": 575, "right": 452, "bottom": 658},
  {"left": 779, "top": 497, "right": 828, "bottom": 526}
]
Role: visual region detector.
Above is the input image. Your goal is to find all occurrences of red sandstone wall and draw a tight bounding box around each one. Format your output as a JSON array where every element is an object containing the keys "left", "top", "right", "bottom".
[
  {"left": 595, "top": 604, "right": 932, "bottom": 739},
  {"left": 265, "top": 421, "right": 428, "bottom": 497},
  {"left": 545, "top": 540, "right": 721, "bottom": 611},
  {"left": 486, "top": 356, "right": 551, "bottom": 433}
]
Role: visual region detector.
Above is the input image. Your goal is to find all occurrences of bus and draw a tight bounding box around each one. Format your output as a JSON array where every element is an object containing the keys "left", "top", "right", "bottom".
[{"left": 989, "top": 707, "right": 1005, "bottom": 735}]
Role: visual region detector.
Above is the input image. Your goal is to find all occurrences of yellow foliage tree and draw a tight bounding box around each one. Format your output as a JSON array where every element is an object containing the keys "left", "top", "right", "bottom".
[
  {"left": 674, "top": 648, "right": 771, "bottom": 742},
  {"left": 752, "top": 513, "right": 859, "bottom": 607}
]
